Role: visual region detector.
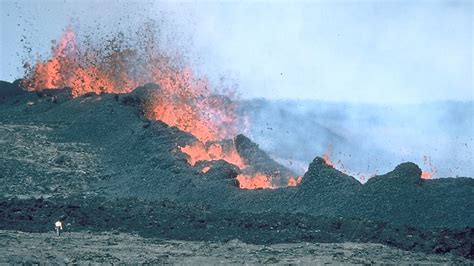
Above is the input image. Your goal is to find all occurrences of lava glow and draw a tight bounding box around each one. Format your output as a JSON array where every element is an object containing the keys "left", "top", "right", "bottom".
[
  {"left": 201, "top": 166, "right": 211, "bottom": 173},
  {"left": 23, "top": 28, "right": 133, "bottom": 96},
  {"left": 236, "top": 173, "right": 273, "bottom": 189},
  {"left": 179, "top": 141, "right": 245, "bottom": 168},
  {"left": 421, "top": 155, "right": 437, "bottom": 180},
  {"left": 180, "top": 141, "right": 302, "bottom": 189},
  {"left": 22, "top": 26, "right": 292, "bottom": 190},
  {"left": 23, "top": 27, "right": 240, "bottom": 143},
  {"left": 322, "top": 144, "right": 334, "bottom": 167},
  {"left": 421, "top": 171, "right": 432, "bottom": 179},
  {"left": 288, "top": 176, "right": 303, "bottom": 187}
]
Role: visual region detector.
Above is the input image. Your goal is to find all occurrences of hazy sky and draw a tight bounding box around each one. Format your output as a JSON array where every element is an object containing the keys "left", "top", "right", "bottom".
[{"left": 0, "top": 0, "right": 472, "bottom": 103}]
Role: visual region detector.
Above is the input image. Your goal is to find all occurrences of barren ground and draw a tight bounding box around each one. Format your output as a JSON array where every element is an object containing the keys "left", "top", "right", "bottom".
[
  {"left": 1, "top": 85, "right": 473, "bottom": 263},
  {"left": 0, "top": 230, "right": 469, "bottom": 264}
]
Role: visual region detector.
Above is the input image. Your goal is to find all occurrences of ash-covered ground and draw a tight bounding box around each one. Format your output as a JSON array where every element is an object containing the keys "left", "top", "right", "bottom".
[{"left": 1, "top": 81, "right": 473, "bottom": 263}]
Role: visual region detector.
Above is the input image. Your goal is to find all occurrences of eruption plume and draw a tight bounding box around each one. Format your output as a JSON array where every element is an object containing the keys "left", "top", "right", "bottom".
[{"left": 21, "top": 24, "right": 298, "bottom": 189}]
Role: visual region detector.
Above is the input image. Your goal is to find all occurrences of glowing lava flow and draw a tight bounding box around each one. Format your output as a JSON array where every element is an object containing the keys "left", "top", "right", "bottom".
[
  {"left": 421, "top": 172, "right": 433, "bottom": 179},
  {"left": 22, "top": 26, "right": 297, "bottom": 189},
  {"left": 236, "top": 173, "right": 273, "bottom": 189},
  {"left": 179, "top": 141, "right": 302, "bottom": 189},
  {"left": 179, "top": 142, "right": 245, "bottom": 168},
  {"left": 287, "top": 176, "right": 303, "bottom": 187}
]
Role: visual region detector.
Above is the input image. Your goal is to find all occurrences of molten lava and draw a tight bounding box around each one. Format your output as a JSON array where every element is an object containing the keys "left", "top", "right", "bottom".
[
  {"left": 421, "top": 171, "right": 432, "bottom": 179},
  {"left": 23, "top": 28, "right": 134, "bottom": 96},
  {"left": 22, "top": 26, "right": 291, "bottom": 189},
  {"left": 23, "top": 27, "right": 240, "bottom": 143},
  {"left": 288, "top": 176, "right": 303, "bottom": 187},
  {"left": 322, "top": 144, "right": 334, "bottom": 166},
  {"left": 180, "top": 140, "right": 302, "bottom": 189},
  {"left": 236, "top": 173, "right": 273, "bottom": 189},
  {"left": 201, "top": 166, "right": 211, "bottom": 174},
  {"left": 421, "top": 155, "right": 437, "bottom": 180},
  {"left": 179, "top": 141, "right": 245, "bottom": 168}
]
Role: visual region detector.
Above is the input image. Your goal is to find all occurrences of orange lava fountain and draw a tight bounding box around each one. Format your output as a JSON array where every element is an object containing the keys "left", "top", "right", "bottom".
[
  {"left": 287, "top": 176, "right": 303, "bottom": 187},
  {"left": 179, "top": 142, "right": 245, "bottom": 168},
  {"left": 22, "top": 26, "right": 297, "bottom": 189},
  {"left": 421, "top": 155, "right": 437, "bottom": 180},
  {"left": 236, "top": 173, "right": 274, "bottom": 189},
  {"left": 421, "top": 171, "right": 433, "bottom": 179},
  {"left": 322, "top": 144, "right": 334, "bottom": 166}
]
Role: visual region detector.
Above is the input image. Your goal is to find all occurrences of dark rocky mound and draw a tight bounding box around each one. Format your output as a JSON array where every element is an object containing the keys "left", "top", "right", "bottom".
[
  {"left": 0, "top": 80, "right": 473, "bottom": 259},
  {"left": 299, "top": 157, "right": 361, "bottom": 191},
  {"left": 0, "top": 80, "right": 26, "bottom": 101},
  {"left": 235, "top": 134, "right": 297, "bottom": 186},
  {"left": 366, "top": 162, "right": 423, "bottom": 186},
  {"left": 196, "top": 160, "right": 240, "bottom": 181},
  {"left": 294, "top": 157, "right": 362, "bottom": 214},
  {"left": 350, "top": 162, "right": 474, "bottom": 228}
]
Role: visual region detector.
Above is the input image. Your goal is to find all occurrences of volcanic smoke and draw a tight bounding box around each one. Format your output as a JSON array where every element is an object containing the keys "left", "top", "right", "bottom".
[
  {"left": 20, "top": 25, "right": 434, "bottom": 186},
  {"left": 21, "top": 25, "right": 301, "bottom": 189}
]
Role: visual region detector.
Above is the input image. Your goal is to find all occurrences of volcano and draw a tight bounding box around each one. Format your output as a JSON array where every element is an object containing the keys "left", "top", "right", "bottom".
[
  {"left": 1, "top": 80, "right": 473, "bottom": 261},
  {"left": 1, "top": 19, "right": 473, "bottom": 263}
]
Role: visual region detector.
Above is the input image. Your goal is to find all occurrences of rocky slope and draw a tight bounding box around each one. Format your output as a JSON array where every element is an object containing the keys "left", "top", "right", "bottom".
[{"left": 1, "top": 81, "right": 473, "bottom": 259}]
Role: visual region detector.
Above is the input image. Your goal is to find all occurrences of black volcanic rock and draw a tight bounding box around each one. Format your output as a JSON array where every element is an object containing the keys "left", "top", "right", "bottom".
[
  {"left": 299, "top": 156, "right": 362, "bottom": 191},
  {"left": 197, "top": 159, "right": 241, "bottom": 181},
  {"left": 120, "top": 83, "right": 162, "bottom": 110},
  {"left": 35, "top": 87, "right": 73, "bottom": 105},
  {"left": 350, "top": 161, "right": 474, "bottom": 228},
  {"left": 0, "top": 80, "right": 26, "bottom": 101},
  {"left": 234, "top": 134, "right": 297, "bottom": 186},
  {"left": 366, "top": 162, "right": 423, "bottom": 186},
  {"left": 391, "top": 162, "right": 423, "bottom": 177},
  {"left": 1, "top": 82, "right": 474, "bottom": 259},
  {"left": 295, "top": 156, "right": 362, "bottom": 214}
]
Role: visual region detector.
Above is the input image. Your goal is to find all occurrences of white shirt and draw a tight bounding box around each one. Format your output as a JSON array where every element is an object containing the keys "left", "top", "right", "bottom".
[{"left": 55, "top": 221, "right": 63, "bottom": 229}]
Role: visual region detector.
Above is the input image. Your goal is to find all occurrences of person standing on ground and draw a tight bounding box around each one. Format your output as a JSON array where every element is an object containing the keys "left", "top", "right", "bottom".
[{"left": 54, "top": 218, "right": 64, "bottom": 236}]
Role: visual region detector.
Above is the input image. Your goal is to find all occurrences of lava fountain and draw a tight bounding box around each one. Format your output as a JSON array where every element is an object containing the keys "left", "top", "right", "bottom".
[{"left": 21, "top": 25, "right": 300, "bottom": 189}]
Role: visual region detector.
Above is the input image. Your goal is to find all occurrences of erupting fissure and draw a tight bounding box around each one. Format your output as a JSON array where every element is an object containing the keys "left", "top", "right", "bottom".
[
  {"left": 179, "top": 142, "right": 245, "bottom": 168},
  {"left": 22, "top": 26, "right": 299, "bottom": 190},
  {"left": 421, "top": 156, "right": 437, "bottom": 179},
  {"left": 179, "top": 141, "right": 302, "bottom": 189}
]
